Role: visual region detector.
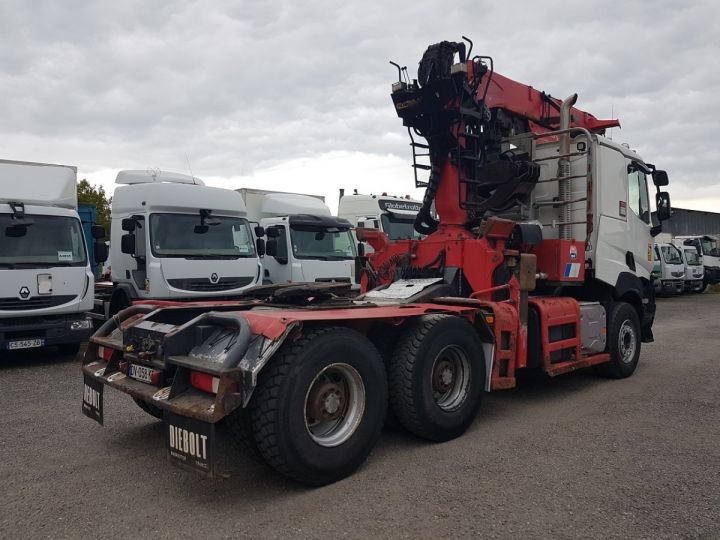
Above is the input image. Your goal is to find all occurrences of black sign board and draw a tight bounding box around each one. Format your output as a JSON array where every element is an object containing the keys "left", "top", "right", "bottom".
[
  {"left": 165, "top": 412, "right": 215, "bottom": 476},
  {"left": 82, "top": 374, "right": 104, "bottom": 425},
  {"left": 378, "top": 199, "right": 422, "bottom": 213}
]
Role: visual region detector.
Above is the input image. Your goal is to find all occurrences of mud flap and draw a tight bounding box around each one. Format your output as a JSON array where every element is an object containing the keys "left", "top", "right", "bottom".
[
  {"left": 82, "top": 374, "right": 104, "bottom": 425},
  {"left": 165, "top": 412, "right": 216, "bottom": 477}
]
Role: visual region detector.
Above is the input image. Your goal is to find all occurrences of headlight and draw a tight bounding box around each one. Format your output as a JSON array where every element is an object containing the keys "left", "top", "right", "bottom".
[{"left": 70, "top": 319, "right": 92, "bottom": 331}]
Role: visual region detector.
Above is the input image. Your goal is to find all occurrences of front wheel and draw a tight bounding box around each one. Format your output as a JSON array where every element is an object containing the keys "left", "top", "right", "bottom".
[
  {"left": 389, "top": 314, "right": 485, "bottom": 442},
  {"left": 599, "top": 302, "right": 641, "bottom": 379},
  {"left": 250, "top": 327, "right": 387, "bottom": 486}
]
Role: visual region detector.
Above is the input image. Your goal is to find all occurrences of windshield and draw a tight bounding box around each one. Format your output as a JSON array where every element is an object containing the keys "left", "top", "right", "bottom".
[
  {"left": 661, "top": 244, "right": 682, "bottom": 265},
  {"left": 381, "top": 213, "right": 423, "bottom": 240},
  {"left": 289, "top": 226, "right": 355, "bottom": 260},
  {"left": 701, "top": 238, "right": 719, "bottom": 257},
  {"left": 149, "top": 213, "right": 256, "bottom": 258},
  {"left": 0, "top": 214, "right": 87, "bottom": 268},
  {"left": 684, "top": 249, "right": 701, "bottom": 265}
]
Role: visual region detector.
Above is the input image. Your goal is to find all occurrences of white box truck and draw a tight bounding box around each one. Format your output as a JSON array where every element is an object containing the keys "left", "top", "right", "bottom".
[
  {"left": 237, "top": 188, "right": 356, "bottom": 286},
  {"left": 95, "top": 171, "right": 262, "bottom": 319},
  {"left": 337, "top": 191, "right": 423, "bottom": 240},
  {"left": 0, "top": 160, "right": 105, "bottom": 355}
]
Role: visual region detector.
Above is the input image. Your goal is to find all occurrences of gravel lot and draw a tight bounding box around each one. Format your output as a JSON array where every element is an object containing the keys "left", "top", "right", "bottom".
[{"left": 1, "top": 294, "right": 718, "bottom": 539}]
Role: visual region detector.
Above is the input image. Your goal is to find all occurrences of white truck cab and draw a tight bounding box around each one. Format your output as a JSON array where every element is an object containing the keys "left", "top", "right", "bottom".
[
  {"left": 102, "top": 170, "right": 262, "bottom": 317},
  {"left": 677, "top": 245, "right": 704, "bottom": 292},
  {"left": 238, "top": 189, "right": 356, "bottom": 286},
  {"left": 673, "top": 235, "right": 720, "bottom": 288},
  {"left": 652, "top": 243, "right": 685, "bottom": 295},
  {"left": 0, "top": 160, "right": 105, "bottom": 354},
  {"left": 338, "top": 191, "right": 423, "bottom": 240}
]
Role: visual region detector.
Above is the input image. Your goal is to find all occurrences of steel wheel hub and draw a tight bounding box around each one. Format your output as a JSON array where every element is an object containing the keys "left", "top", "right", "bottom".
[
  {"left": 618, "top": 321, "right": 637, "bottom": 364},
  {"left": 304, "top": 363, "right": 366, "bottom": 447},
  {"left": 431, "top": 345, "right": 471, "bottom": 412}
]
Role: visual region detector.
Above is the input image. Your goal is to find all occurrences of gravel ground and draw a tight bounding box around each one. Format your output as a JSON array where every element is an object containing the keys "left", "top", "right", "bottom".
[{"left": 0, "top": 294, "right": 718, "bottom": 539}]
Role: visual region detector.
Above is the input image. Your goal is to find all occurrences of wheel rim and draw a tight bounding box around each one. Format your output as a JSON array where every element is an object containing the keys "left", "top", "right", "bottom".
[
  {"left": 304, "top": 363, "right": 365, "bottom": 447},
  {"left": 431, "top": 345, "right": 471, "bottom": 411},
  {"left": 618, "top": 321, "right": 637, "bottom": 364}
]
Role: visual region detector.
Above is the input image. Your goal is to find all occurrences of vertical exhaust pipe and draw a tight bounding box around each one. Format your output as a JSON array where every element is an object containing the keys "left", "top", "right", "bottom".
[{"left": 558, "top": 94, "right": 578, "bottom": 240}]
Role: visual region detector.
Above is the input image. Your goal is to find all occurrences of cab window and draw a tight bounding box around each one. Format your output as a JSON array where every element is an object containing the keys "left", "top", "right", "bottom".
[{"left": 628, "top": 170, "right": 650, "bottom": 223}]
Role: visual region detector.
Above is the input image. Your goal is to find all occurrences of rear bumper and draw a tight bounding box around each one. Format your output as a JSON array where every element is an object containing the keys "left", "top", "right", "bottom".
[{"left": 0, "top": 314, "right": 92, "bottom": 349}]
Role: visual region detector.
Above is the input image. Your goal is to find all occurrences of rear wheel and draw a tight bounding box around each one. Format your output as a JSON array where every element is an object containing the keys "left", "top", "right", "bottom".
[
  {"left": 599, "top": 302, "right": 641, "bottom": 379},
  {"left": 133, "top": 398, "right": 163, "bottom": 419},
  {"left": 389, "top": 314, "right": 485, "bottom": 442},
  {"left": 250, "top": 327, "right": 387, "bottom": 486}
]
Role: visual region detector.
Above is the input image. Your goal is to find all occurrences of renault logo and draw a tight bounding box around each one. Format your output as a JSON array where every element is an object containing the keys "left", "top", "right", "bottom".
[
  {"left": 19, "top": 286, "right": 30, "bottom": 299},
  {"left": 209, "top": 273, "right": 219, "bottom": 284}
]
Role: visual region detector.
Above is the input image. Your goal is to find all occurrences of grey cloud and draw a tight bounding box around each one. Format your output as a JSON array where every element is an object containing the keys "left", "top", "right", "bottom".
[{"left": 0, "top": 0, "right": 718, "bottom": 204}]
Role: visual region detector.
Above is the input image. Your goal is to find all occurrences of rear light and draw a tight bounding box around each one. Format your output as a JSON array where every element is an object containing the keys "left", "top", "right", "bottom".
[
  {"left": 190, "top": 372, "right": 237, "bottom": 394},
  {"left": 97, "top": 346, "right": 114, "bottom": 362}
]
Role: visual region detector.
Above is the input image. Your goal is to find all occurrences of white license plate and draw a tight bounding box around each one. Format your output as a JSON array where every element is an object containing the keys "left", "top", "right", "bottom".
[
  {"left": 8, "top": 338, "right": 45, "bottom": 350},
  {"left": 129, "top": 363, "right": 158, "bottom": 384}
]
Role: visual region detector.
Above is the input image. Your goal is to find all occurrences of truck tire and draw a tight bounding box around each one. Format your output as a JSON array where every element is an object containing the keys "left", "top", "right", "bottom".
[
  {"left": 389, "top": 314, "right": 485, "bottom": 442},
  {"left": 249, "top": 327, "right": 387, "bottom": 486},
  {"left": 109, "top": 290, "right": 131, "bottom": 318},
  {"left": 133, "top": 398, "right": 164, "bottom": 419},
  {"left": 598, "top": 302, "right": 641, "bottom": 379},
  {"left": 57, "top": 342, "right": 81, "bottom": 357},
  {"left": 224, "top": 407, "right": 261, "bottom": 460}
]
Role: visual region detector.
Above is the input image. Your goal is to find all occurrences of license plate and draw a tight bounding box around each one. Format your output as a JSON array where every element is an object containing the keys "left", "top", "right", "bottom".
[
  {"left": 129, "top": 363, "right": 159, "bottom": 384},
  {"left": 82, "top": 374, "right": 104, "bottom": 425},
  {"left": 8, "top": 338, "right": 45, "bottom": 350}
]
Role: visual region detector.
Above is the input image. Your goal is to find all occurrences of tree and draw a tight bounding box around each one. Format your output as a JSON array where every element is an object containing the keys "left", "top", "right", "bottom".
[{"left": 77, "top": 179, "right": 112, "bottom": 239}]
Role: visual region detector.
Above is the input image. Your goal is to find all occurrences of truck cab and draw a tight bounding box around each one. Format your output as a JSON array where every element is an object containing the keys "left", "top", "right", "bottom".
[
  {"left": 0, "top": 160, "right": 105, "bottom": 354},
  {"left": 338, "top": 192, "right": 423, "bottom": 241},
  {"left": 652, "top": 243, "right": 685, "bottom": 295},
  {"left": 102, "top": 170, "right": 262, "bottom": 317},
  {"left": 674, "top": 235, "right": 720, "bottom": 288},
  {"left": 237, "top": 189, "right": 356, "bottom": 286},
  {"left": 678, "top": 245, "right": 704, "bottom": 292}
]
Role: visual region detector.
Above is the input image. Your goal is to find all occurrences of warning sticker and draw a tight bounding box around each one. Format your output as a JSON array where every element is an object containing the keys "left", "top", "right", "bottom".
[
  {"left": 569, "top": 245, "right": 578, "bottom": 260},
  {"left": 564, "top": 263, "right": 581, "bottom": 279},
  {"left": 619, "top": 201, "right": 627, "bottom": 218},
  {"left": 58, "top": 251, "right": 73, "bottom": 261}
]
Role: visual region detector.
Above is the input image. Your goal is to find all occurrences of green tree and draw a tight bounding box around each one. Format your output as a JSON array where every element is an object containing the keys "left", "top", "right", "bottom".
[{"left": 77, "top": 179, "right": 112, "bottom": 239}]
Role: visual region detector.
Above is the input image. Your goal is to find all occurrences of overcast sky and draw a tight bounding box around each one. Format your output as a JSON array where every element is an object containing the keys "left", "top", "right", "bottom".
[{"left": 1, "top": 0, "right": 718, "bottom": 213}]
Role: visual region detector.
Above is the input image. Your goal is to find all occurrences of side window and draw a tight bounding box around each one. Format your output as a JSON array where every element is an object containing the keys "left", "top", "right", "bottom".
[
  {"left": 628, "top": 169, "right": 651, "bottom": 224},
  {"left": 269, "top": 226, "right": 288, "bottom": 261}
]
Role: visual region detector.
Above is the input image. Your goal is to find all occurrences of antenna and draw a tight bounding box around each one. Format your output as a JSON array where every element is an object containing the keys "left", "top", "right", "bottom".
[{"left": 185, "top": 154, "right": 196, "bottom": 184}]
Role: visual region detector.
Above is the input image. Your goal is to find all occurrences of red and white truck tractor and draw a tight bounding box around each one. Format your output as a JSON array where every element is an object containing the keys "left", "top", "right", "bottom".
[{"left": 82, "top": 38, "right": 672, "bottom": 485}]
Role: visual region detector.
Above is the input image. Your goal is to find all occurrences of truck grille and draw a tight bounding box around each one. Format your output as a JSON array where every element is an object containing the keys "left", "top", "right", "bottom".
[
  {"left": 671, "top": 271, "right": 684, "bottom": 278},
  {"left": 167, "top": 277, "right": 253, "bottom": 292},
  {"left": 0, "top": 295, "right": 76, "bottom": 311}
]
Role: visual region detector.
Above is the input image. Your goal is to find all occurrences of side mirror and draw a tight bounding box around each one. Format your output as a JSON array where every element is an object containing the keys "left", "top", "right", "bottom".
[
  {"left": 193, "top": 225, "right": 209, "bottom": 234},
  {"left": 652, "top": 170, "right": 669, "bottom": 187},
  {"left": 120, "top": 234, "right": 135, "bottom": 255},
  {"left": 254, "top": 225, "right": 265, "bottom": 237},
  {"left": 265, "top": 238, "right": 278, "bottom": 257},
  {"left": 91, "top": 225, "right": 105, "bottom": 240},
  {"left": 357, "top": 242, "right": 365, "bottom": 257},
  {"left": 5, "top": 225, "right": 28, "bottom": 238},
  {"left": 650, "top": 225, "right": 663, "bottom": 237},
  {"left": 266, "top": 227, "right": 280, "bottom": 238},
  {"left": 94, "top": 242, "right": 109, "bottom": 263},
  {"left": 256, "top": 238, "right": 266, "bottom": 257},
  {"left": 656, "top": 191, "right": 671, "bottom": 221},
  {"left": 121, "top": 218, "right": 136, "bottom": 232}
]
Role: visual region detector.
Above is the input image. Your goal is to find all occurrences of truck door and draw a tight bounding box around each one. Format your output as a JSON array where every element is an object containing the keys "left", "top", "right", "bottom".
[
  {"left": 264, "top": 225, "right": 291, "bottom": 283},
  {"left": 626, "top": 165, "right": 653, "bottom": 279}
]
